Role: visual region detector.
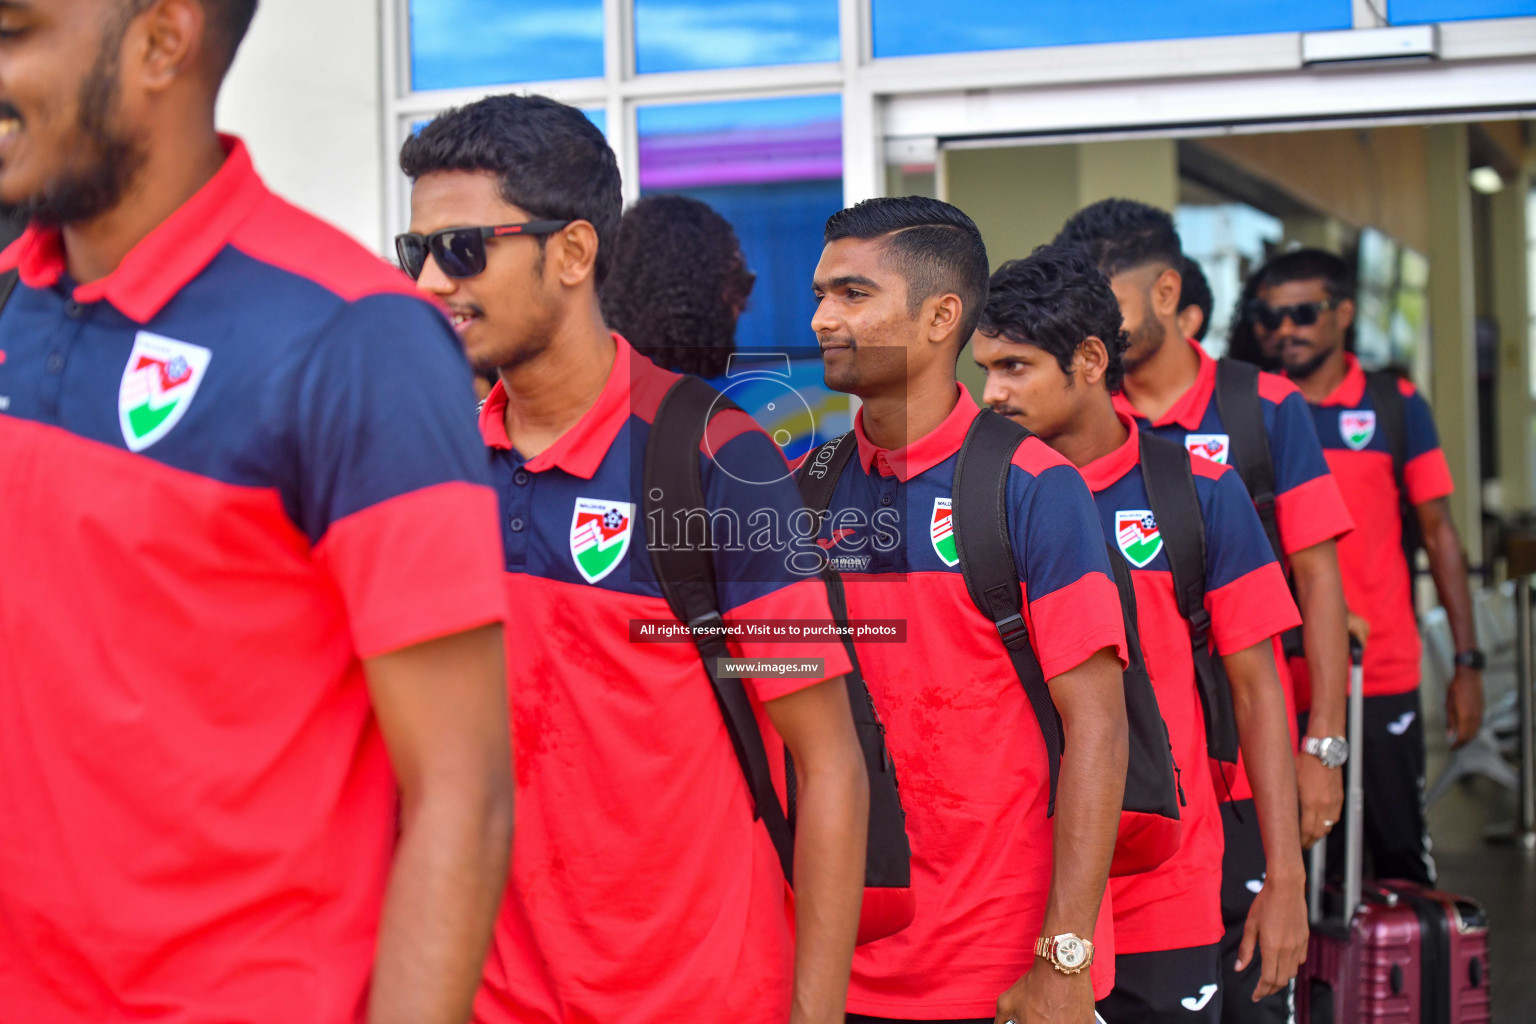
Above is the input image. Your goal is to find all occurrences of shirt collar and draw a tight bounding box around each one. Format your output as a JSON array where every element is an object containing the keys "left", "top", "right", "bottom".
[
  {"left": 1316, "top": 353, "right": 1367, "bottom": 407},
  {"left": 478, "top": 333, "right": 649, "bottom": 480},
  {"left": 853, "top": 383, "right": 978, "bottom": 482},
  {"left": 1078, "top": 413, "right": 1141, "bottom": 492},
  {"left": 1112, "top": 337, "right": 1216, "bottom": 431},
  {"left": 0, "top": 135, "right": 268, "bottom": 324}
]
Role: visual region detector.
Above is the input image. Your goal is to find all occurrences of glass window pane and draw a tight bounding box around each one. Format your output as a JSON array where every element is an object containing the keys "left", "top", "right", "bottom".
[
  {"left": 634, "top": 0, "right": 839, "bottom": 73},
  {"left": 871, "top": 0, "right": 1351, "bottom": 57},
  {"left": 635, "top": 95, "right": 848, "bottom": 454},
  {"left": 1389, "top": 0, "right": 1536, "bottom": 22},
  {"left": 409, "top": 0, "right": 603, "bottom": 92}
]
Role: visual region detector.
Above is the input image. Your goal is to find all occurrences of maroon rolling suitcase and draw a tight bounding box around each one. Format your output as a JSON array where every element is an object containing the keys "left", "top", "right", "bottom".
[{"left": 1298, "top": 642, "right": 1492, "bottom": 1024}]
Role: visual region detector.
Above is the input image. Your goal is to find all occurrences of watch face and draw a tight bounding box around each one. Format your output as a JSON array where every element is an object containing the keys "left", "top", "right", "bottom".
[{"left": 1056, "top": 936, "right": 1087, "bottom": 968}]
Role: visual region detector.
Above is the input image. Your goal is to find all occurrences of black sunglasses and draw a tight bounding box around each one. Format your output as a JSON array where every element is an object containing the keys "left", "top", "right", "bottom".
[
  {"left": 1248, "top": 298, "right": 1340, "bottom": 331},
  {"left": 394, "top": 220, "right": 572, "bottom": 280}
]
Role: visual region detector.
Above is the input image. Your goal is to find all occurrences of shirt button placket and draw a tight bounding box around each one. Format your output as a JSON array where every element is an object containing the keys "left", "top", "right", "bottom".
[{"left": 504, "top": 466, "right": 533, "bottom": 569}]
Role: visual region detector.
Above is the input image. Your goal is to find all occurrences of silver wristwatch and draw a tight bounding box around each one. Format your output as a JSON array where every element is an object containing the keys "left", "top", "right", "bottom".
[{"left": 1302, "top": 735, "right": 1349, "bottom": 769}]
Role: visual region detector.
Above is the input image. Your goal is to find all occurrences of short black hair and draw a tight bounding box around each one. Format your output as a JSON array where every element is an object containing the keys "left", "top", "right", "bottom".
[
  {"left": 1255, "top": 247, "right": 1354, "bottom": 302},
  {"left": 1054, "top": 198, "right": 1183, "bottom": 278},
  {"left": 400, "top": 94, "right": 622, "bottom": 284},
  {"left": 979, "top": 244, "right": 1130, "bottom": 394},
  {"left": 1179, "top": 254, "right": 1213, "bottom": 342},
  {"left": 601, "top": 195, "right": 754, "bottom": 379},
  {"left": 823, "top": 195, "right": 990, "bottom": 343}
]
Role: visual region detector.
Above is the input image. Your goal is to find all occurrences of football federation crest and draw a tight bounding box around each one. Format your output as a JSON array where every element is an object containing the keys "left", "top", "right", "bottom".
[
  {"left": 1116, "top": 510, "right": 1163, "bottom": 568},
  {"left": 931, "top": 497, "right": 959, "bottom": 567},
  {"left": 118, "top": 331, "right": 212, "bottom": 452},
  {"left": 1185, "top": 433, "right": 1230, "bottom": 465},
  {"left": 1341, "top": 410, "right": 1376, "bottom": 451},
  {"left": 570, "top": 498, "right": 634, "bottom": 584}
]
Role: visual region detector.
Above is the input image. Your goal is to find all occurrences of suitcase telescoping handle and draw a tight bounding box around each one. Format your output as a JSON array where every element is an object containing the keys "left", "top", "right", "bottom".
[{"left": 1308, "top": 636, "right": 1366, "bottom": 926}]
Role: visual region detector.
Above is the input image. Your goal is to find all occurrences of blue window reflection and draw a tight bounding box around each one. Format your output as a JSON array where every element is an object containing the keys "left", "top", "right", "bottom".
[
  {"left": 870, "top": 0, "right": 1350, "bottom": 57},
  {"left": 634, "top": 0, "right": 840, "bottom": 73},
  {"left": 636, "top": 95, "right": 842, "bottom": 355},
  {"left": 409, "top": 0, "right": 603, "bottom": 91},
  {"left": 1388, "top": 0, "right": 1536, "bottom": 21}
]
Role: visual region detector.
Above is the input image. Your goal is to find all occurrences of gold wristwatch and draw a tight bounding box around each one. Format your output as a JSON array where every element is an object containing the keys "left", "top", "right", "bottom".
[{"left": 1035, "top": 932, "right": 1094, "bottom": 974}]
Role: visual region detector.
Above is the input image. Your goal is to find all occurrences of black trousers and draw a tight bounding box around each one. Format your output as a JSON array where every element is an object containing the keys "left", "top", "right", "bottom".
[
  {"left": 1303, "top": 688, "right": 1436, "bottom": 887},
  {"left": 1217, "top": 799, "right": 1296, "bottom": 1024},
  {"left": 1096, "top": 943, "right": 1222, "bottom": 1023}
]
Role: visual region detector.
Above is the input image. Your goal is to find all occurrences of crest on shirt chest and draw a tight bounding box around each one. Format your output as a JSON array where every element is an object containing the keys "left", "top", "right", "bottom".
[
  {"left": 1115, "top": 509, "right": 1163, "bottom": 568},
  {"left": 117, "top": 331, "right": 212, "bottom": 452},
  {"left": 930, "top": 497, "right": 959, "bottom": 567},
  {"left": 570, "top": 497, "right": 634, "bottom": 584},
  {"left": 1185, "top": 432, "right": 1230, "bottom": 465},
  {"left": 1341, "top": 410, "right": 1376, "bottom": 451}
]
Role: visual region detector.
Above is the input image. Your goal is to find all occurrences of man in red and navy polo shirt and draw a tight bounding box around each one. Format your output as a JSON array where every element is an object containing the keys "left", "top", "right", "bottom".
[
  {"left": 399, "top": 95, "right": 870, "bottom": 1024},
  {"left": 812, "top": 197, "right": 1130, "bottom": 1024},
  {"left": 974, "top": 245, "right": 1307, "bottom": 1023},
  {"left": 1055, "top": 200, "right": 1354, "bottom": 1024},
  {"left": 0, "top": 5, "right": 514, "bottom": 1024},
  {"left": 1251, "top": 248, "right": 1480, "bottom": 887}
]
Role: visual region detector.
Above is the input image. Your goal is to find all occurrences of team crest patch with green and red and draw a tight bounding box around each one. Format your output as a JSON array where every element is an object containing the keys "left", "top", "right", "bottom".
[
  {"left": 1341, "top": 410, "right": 1376, "bottom": 451},
  {"left": 570, "top": 498, "right": 634, "bottom": 583},
  {"left": 118, "top": 331, "right": 212, "bottom": 452},
  {"left": 1185, "top": 432, "right": 1230, "bottom": 465},
  {"left": 1116, "top": 509, "right": 1163, "bottom": 568},
  {"left": 931, "top": 497, "right": 959, "bottom": 567}
]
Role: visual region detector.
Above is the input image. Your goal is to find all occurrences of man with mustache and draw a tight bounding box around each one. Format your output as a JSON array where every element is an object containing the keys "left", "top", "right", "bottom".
[
  {"left": 974, "top": 245, "right": 1306, "bottom": 1023},
  {"left": 399, "top": 93, "right": 869, "bottom": 1024},
  {"left": 0, "top": 3, "right": 514, "bottom": 1023},
  {"left": 1054, "top": 200, "right": 1354, "bottom": 1024},
  {"left": 1249, "top": 247, "right": 1480, "bottom": 888},
  {"left": 808, "top": 196, "right": 1129, "bottom": 1024}
]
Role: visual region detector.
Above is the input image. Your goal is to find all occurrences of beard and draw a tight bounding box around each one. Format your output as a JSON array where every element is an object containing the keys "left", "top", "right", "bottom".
[
  {"left": 0, "top": 18, "right": 148, "bottom": 227},
  {"left": 1281, "top": 339, "right": 1335, "bottom": 381},
  {"left": 1120, "top": 312, "right": 1166, "bottom": 374}
]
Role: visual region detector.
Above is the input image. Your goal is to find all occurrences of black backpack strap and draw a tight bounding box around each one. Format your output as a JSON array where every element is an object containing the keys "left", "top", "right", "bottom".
[
  {"left": 1139, "top": 432, "right": 1240, "bottom": 765},
  {"left": 1364, "top": 368, "right": 1422, "bottom": 579},
  {"left": 644, "top": 375, "right": 795, "bottom": 882},
  {"left": 0, "top": 269, "right": 18, "bottom": 313},
  {"left": 951, "top": 411, "right": 1064, "bottom": 816},
  {"left": 1214, "top": 358, "right": 1283, "bottom": 565},
  {"left": 796, "top": 431, "right": 857, "bottom": 514}
]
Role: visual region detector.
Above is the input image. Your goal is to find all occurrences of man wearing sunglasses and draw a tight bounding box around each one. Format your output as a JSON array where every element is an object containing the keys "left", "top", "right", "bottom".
[
  {"left": 0, "top": 3, "right": 514, "bottom": 1024},
  {"left": 398, "top": 94, "right": 869, "bottom": 1024},
  {"left": 1055, "top": 200, "right": 1355, "bottom": 1024},
  {"left": 1250, "top": 248, "right": 1480, "bottom": 889}
]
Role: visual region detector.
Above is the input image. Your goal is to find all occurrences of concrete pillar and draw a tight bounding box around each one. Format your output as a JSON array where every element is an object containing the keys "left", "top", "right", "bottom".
[
  {"left": 942, "top": 139, "right": 1177, "bottom": 398},
  {"left": 1492, "top": 166, "right": 1533, "bottom": 514},
  {"left": 1424, "top": 123, "right": 1483, "bottom": 564},
  {"left": 216, "top": 0, "right": 385, "bottom": 253}
]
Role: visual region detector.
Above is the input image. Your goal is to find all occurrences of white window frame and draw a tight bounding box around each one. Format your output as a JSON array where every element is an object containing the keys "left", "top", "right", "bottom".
[{"left": 380, "top": 3, "right": 1536, "bottom": 247}]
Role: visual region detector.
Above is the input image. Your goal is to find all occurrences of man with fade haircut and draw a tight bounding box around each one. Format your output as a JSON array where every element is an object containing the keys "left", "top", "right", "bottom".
[
  {"left": 808, "top": 196, "right": 1130, "bottom": 1024},
  {"left": 974, "top": 245, "right": 1308, "bottom": 1023},
  {"left": 0, "top": 3, "right": 514, "bottom": 1024},
  {"left": 1250, "top": 248, "right": 1481, "bottom": 888},
  {"left": 1055, "top": 199, "right": 1354, "bottom": 1024},
  {"left": 399, "top": 93, "right": 869, "bottom": 1024}
]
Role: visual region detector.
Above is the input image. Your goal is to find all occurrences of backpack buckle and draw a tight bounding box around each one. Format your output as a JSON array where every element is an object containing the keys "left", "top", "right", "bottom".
[
  {"left": 687, "top": 610, "right": 726, "bottom": 636},
  {"left": 1187, "top": 607, "right": 1213, "bottom": 642},
  {"left": 995, "top": 612, "right": 1030, "bottom": 650}
]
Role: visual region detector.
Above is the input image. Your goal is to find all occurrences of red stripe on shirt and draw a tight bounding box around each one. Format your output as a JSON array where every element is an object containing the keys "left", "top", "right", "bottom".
[
  {"left": 1026, "top": 571, "right": 1128, "bottom": 680},
  {"left": 1274, "top": 471, "right": 1354, "bottom": 554},
  {"left": 1206, "top": 563, "right": 1301, "bottom": 657},
  {"left": 1256, "top": 370, "right": 1302, "bottom": 404},
  {"left": 1011, "top": 434, "right": 1079, "bottom": 477},
  {"left": 229, "top": 192, "right": 424, "bottom": 303},
  {"left": 723, "top": 580, "right": 853, "bottom": 702},
  {"left": 703, "top": 409, "right": 779, "bottom": 460},
  {"left": 1405, "top": 448, "right": 1454, "bottom": 506},
  {"left": 313, "top": 481, "right": 507, "bottom": 658}
]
